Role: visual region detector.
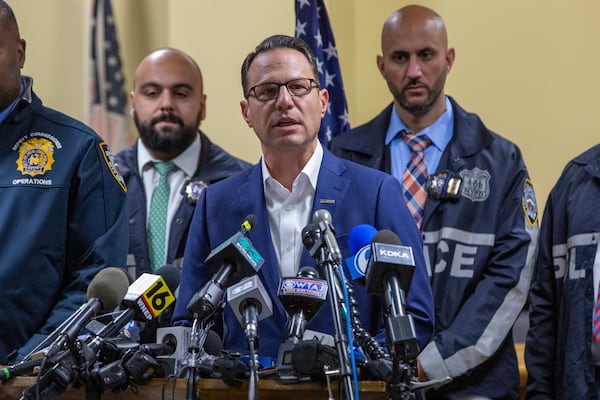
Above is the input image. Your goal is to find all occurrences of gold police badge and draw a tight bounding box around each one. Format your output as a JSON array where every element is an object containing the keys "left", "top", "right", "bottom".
[{"left": 16, "top": 137, "right": 55, "bottom": 176}]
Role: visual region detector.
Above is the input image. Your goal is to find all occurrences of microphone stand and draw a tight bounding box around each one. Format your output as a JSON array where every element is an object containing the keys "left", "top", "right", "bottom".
[
  {"left": 181, "top": 317, "right": 212, "bottom": 400},
  {"left": 315, "top": 249, "right": 355, "bottom": 400}
]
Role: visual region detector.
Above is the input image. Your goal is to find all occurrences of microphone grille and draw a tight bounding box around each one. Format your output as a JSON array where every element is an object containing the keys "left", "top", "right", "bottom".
[
  {"left": 372, "top": 229, "right": 402, "bottom": 245},
  {"left": 86, "top": 267, "right": 129, "bottom": 311},
  {"left": 155, "top": 264, "right": 181, "bottom": 293}
]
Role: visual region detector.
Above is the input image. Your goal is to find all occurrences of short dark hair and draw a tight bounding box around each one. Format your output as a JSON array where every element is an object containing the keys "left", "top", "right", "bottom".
[
  {"left": 241, "top": 34, "right": 319, "bottom": 97},
  {"left": 0, "top": 0, "right": 20, "bottom": 40}
]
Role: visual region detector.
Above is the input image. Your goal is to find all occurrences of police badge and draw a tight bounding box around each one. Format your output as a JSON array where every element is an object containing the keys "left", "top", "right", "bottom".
[
  {"left": 182, "top": 179, "right": 208, "bottom": 204},
  {"left": 16, "top": 137, "right": 55, "bottom": 177},
  {"left": 458, "top": 167, "right": 491, "bottom": 202}
]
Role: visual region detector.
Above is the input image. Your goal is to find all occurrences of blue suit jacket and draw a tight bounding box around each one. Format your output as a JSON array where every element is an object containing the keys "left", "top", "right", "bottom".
[{"left": 173, "top": 148, "right": 434, "bottom": 361}]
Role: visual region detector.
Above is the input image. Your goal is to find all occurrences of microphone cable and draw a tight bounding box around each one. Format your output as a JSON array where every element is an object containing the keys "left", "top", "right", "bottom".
[
  {"left": 337, "top": 266, "right": 360, "bottom": 400},
  {"left": 345, "top": 282, "right": 388, "bottom": 361}
]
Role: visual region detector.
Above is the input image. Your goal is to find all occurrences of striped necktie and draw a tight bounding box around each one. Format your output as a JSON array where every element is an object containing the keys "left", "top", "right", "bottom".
[
  {"left": 147, "top": 161, "right": 175, "bottom": 271},
  {"left": 593, "top": 285, "right": 600, "bottom": 343},
  {"left": 402, "top": 132, "right": 432, "bottom": 229}
]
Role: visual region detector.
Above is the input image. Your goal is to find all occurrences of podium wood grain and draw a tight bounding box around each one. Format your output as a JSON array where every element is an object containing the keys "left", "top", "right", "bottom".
[{"left": 0, "top": 377, "right": 388, "bottom": 400}]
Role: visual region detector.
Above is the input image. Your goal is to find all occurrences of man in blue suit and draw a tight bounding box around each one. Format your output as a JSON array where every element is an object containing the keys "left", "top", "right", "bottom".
[{"left": 173, "top": 35, "right": 434, "bottom": 367}]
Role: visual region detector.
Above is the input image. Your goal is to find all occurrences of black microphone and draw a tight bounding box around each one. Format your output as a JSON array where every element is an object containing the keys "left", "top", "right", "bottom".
[
  {"left": 155, "top": 265, "right": 181, "bottom": 295},
  {"left": 226, "top": 275, "right": 273, "bottom": 348},
  {"left": 313, "top": 209, "right": 342, "bottom": 263},
  {"left": 186, "top": 214, "right": 264, "bottom": 322},
  {"left": 44, "top": 267, "right": 130, "bottom": 359},
  {"left": 278, "top": 266, "right": 328, "bottom": 343},
  {"left": 365, "top": 229, "right": 418, "bottom": 361},
  {"left": 276, "top": 266, "right": 328, "bottom": 381},
  {"left": 85, "top": 269, "right": 179, "bottom": 347}
]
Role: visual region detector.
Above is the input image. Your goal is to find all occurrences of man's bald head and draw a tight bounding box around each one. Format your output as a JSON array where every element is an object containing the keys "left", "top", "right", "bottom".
[
  {"left": 133, "top": 47, "right": 204, "bottom": 92},
  {"left": 382, "top": 5, "right": 448, "bottom": 52}
]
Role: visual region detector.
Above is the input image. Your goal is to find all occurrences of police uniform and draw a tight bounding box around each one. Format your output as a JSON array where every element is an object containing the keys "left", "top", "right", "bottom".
[
  {"left": 526, "top": 144, "right": 600, "bottom": 399},
  {"left": 0, "top": 77, "right": 128, "bottom": 363},
  {"left": 330, "top": 97, "right": 539, "bottom": 399}
]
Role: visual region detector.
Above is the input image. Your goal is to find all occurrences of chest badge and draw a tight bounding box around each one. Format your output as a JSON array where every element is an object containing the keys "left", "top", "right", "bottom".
[
  {"left": 16, "top": 137, "right": 55, "bottom": 177},
  {"left": 459, "top": 167, "right": 491, "bottom": 202}
]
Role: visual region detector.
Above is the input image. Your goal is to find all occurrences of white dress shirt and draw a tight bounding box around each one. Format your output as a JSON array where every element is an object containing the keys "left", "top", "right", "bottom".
[{"left": 262, "top": 143, "right": 323, "bottom": 278}]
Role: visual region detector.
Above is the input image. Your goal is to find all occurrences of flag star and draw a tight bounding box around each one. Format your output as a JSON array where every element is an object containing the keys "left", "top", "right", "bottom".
[
  {"left": 338, "top": 109, "right": 351, "bottom": 127},
  {"left": 316, "top": 58, "right": 324, "bottom": 75},
  {"left": 108, "top": 55, "right": 118, "bottom": 67},
  {"left": 295, "top": 19, "right": 307, "bottom": 37},
  {"left": 297, "top": 0, "right": 311, "bottom": 9},
  {"left": 314, "top": 31, "right": 322, "bottom": 47},
  {"left": 324, "top": 70, "right": 336, "bottom": 88},
  {"left": 326, "top": 101, "right": 332, "bottom": 115},
  {"left": 323, "top": 43, "right": 338, "bottom": 60},
  {"left": 109, "top": 96, "right": 119, "bottom": 107},
  {"left": 325, "top": 126, "right": 333, "bottom": 142}
]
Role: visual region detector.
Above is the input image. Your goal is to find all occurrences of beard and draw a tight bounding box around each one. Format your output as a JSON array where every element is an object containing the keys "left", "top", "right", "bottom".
[
  {"left": 134, "top": 111, "right": 200, "bottom": 155},
  {"left": 393, "top": 71, "right": 447, "bottom": 116}
]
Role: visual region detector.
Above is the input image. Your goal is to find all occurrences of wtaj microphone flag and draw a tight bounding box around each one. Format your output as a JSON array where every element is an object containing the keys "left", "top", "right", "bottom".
[{"left": 295, "top": 0, "right": 350, "bottom": 143}]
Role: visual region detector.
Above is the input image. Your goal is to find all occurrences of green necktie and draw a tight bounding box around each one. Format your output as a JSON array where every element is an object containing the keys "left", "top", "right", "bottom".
[{"left": 147, "top": 161, "right": 175, "bottom": 271}]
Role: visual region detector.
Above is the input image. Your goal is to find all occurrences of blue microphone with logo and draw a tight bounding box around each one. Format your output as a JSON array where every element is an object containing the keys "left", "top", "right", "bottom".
[{"left": 345, "top": 224, "right": 378, "bottom": 281}]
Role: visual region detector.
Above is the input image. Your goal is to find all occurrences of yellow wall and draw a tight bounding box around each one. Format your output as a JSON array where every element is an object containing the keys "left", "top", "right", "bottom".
[{"left": 10, "top": 0, "right": 600, "bottom": 213}]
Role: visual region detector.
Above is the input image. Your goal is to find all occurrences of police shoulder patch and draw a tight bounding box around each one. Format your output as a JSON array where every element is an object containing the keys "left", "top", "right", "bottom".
[
  {"left": 99, "top": 142, "right": 126, "bottom": 192},
  {"left": 522, "top": 178, "right": 538, "bottom": 227}
]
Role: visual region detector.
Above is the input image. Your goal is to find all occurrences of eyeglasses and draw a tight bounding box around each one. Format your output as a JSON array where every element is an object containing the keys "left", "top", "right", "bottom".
[{"left": 246, "top": 78, "right": 319, "bottom": 101}]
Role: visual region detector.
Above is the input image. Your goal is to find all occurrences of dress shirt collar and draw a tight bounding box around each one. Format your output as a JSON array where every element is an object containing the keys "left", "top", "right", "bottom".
[
  {"left": 261, "top": 141, "right": 323, "bottom": 191},
  {"left": 384, "top": 96, "right": 454, "bottom": 152}
]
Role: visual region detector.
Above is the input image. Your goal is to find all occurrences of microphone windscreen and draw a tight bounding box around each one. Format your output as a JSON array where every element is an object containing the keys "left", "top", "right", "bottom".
[
  {"left": 155, "top": 265, "right": 181, "bottom": 293},
  {"left": 205, "top": 329, "right": 223, "bottom": 356},
  {"left": 349, "top": 224, "right": 377, "bottom": 255},
  {"left": 86, "top": 267, "right": 129, "bottom": 312},
  {"left": 372, "top": 229, "right": 402, "bottom": 245}
]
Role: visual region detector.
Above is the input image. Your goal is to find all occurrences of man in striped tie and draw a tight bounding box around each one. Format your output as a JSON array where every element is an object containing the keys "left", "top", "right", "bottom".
[{"left": 330, "top": 5, "right": 538, "bottom": 399}]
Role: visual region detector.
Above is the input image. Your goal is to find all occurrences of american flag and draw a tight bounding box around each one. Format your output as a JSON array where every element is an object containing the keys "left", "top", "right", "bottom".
[
  {"left": 87, "top": 0, "right": 133, "bottom": 153},
  {"left": 295, "top": 0, "right": 350, "bottom": 143}
]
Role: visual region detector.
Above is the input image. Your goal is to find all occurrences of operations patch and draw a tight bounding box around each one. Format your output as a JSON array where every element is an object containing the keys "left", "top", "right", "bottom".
[
  {"left": 522, "top": 178, "right": 538, "bottom": 227},
  {"left": 16, "top": 137, "right": 55, "bottom": 177},
  {"left": 459, "top": 167, "right": 491, "bottom": 202},
  {"left": 99, "top": 142, "right": 126, "bottom": 192}
]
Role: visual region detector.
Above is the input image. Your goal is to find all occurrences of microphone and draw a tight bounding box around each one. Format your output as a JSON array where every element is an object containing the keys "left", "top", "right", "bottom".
[
  {"left": 345, "top": 224, "right": 378, "bottom": 281},
  {"left": 365, "top": 230, "right": 418, "bottom": 361},
  {"left": 18, "top": 270, "right": 178, "bottom": 400},
  {"left": 121, "top": 272, "right": 177, "bottom": 322},
  {"left": 85, "top": 269, "right": 178, "bottom": 345},
  {"left": 276, "top": 266, "right": 328, "bottom": 381},
  {"left": 226, "top": 275, "right": 273, "bottom": 348},
  {"left": 313, "top": 209, "right": 342, "bottom": 263},
  {"left": 155, "top": 326, "right": 222, "bottom": 376},
  {"left": 278, "top": 266, "right": 328, "bottom": 343},
  {"left": 155, "top": 265, "right": 181, "bottom": 295},
  {"left": 186, "top": 214, "right": 264, "bottom": 322},
  {"left": 44, "top": 267, "right": 130, "bottom": 359},
  {"left": 226, "top": 275, "right": 272, "bottom": 400}
]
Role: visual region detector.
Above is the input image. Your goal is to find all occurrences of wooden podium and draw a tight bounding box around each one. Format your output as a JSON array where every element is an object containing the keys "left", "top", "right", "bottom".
[{"left": 0, "top": 377, "right": 389, "bottom": 400}]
